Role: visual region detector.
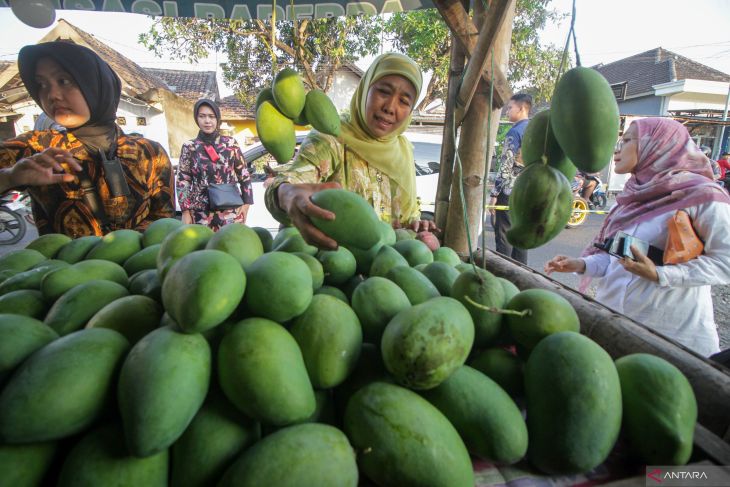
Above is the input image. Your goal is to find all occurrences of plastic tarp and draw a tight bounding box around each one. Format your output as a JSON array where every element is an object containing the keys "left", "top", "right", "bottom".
[{"left": 0, "top": 0, "right": 434, "bottom": 20}]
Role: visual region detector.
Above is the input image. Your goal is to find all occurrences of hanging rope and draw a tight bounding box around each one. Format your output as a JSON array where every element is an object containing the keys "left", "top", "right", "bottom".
[
  {"left": 541, "top": 0, "right": 580, "bottom": 161},
  {"left": 271, "top": 0, "right": 278, "bottom": 75},
  {"left": 481, "top": 49, "right": 495, "bottom": 268}
]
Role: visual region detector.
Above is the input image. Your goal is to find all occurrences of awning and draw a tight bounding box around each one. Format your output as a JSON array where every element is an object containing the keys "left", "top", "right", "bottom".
[{"left": 8, "top": 0, "right": 434, "bottom": 20}]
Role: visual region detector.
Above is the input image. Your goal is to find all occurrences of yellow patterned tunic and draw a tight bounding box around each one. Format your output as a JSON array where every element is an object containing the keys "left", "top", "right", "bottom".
[
  {"left": 264, "top": 132, "right": 420, "bottom": 226},
  {"left": 0, "top": 130, "right": 174, "bottom": 237}
]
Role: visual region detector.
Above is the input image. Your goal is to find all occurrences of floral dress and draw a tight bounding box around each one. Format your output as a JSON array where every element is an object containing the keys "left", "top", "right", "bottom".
[
  {"left": 177, "top": 135, "right": 253, "bottom": 231},
  {"left": 264, "top": 132, "right": 420, "bottom": 226},
  {"left": 0, "top": 129, "right": 174, "bottom": 237}
]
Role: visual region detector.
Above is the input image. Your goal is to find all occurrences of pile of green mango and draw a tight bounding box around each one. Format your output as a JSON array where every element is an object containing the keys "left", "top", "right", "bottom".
[
  {"left": 256, "top": 68, "right": 341, "bottom": 164},
  {"left": 0, "top": 190, "right": 697, "bottom": 486},
  {"left": 507, "top": 66, "right": 620, "bottom": 249}
]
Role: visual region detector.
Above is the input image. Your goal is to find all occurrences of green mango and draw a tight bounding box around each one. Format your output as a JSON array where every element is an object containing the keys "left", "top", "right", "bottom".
[
  {"left": 0, "top": 314, "right": 58, "bottom": 384},
  {"left": 128, "top": 269, "right": 162, "bottom": 302},
  {"left": 290, "top": 294, "right": 362, "bottom": 389},
  {"left": 56, "top": 235, "right": 101, "bottom": 263},
  {"left": 205, "top": 223, "right": 264, "bottom": 270},
  {"left": 521, "top": 109, "right": 576, "bottom": 180},
  {"left": 526, "top": 332, "right": 622, "bottom": 474},
  {"left": 351, "top": 276, "right": 411, "bottom": 342},
  {"left": 432, "top": 246, "right": 461, "bottom": 266},
  {"left": 41, "top": 259, "right": 128, "bottom": 303},
  {"left": 156, "top": 224, "right": 214, "bottom": 280},
  {"left": 142, "top": 217, "right": 184, "bottom": 247},
  {"left": 0, "top": 290, "right": 48, "bottom": 319},
  {"left": 86, "top": 295, "right": 163, "bottom": 344},
  {"left": 0, "top": 441, "right": 56, "bottom": 487},
  {"left": 162, "top": 250, "right": 245, "bottom": 334},
  {"left": 369, "top": 245, "right": 409, "bottom": 278},
  {"left": 507, "top": 163, "right": 573, "bottom": 249},
  {"left": 469, "top": 347, "right": 524, "bottom": 398},
  {"left": 171, "top": 394, "right": 260, "bottom": 487},
  {"left": 123, "top": 244, "right": 161, "bottom": 275},
  {"left": 344, "top": 382, "right": 473, "bottom": 487},
  {"left": 615, "top": 353, "right": 696, "bottom": 465},
  {"left": 293, "top": 252, "right": 325, "bottom": 291},
  {"left": 256, "top": 101, "right": 295, "bottom": 164},
  {"left": 44, "top": 280, "right": 129, "bottom": 336},
  {"left": 450, "top": 267, "right": 505, "bottom": 348},
  {"left": 219, "top": 424, "right": 357, "bottom": 487},
  {"left": 0, "top": 260, "right": 69, "bottom": 296},
  {"left": 218, "top": 318, "right": 315, "bottom": 425},
  {"left": 421, "top": 261, "right": 460, "bottom": 296},
  {"left": 304, "top": 89, "right": 341, "bottom": 136},
  {"left": 272, "top": 68, "right": 306, "bottom": 119},
  {"left": 393, "top": 239, "right": 434, "bottom": 267},
  {"left": 58, "top": 424, "right": 168, "bottom": 487},
  {"left": 0, "top": 249, "right": 46, "bottom": 274},
  {"left": 385, "top": 265, "right": 441, "bottom": 305},
  {"left": 317, "top": 247, "right": 357, "bottom": 286},
  {"left": 310, "top": 189, "right": 382, "bottom": 250},
  {"left": 85, "top": 229, "right": 143, "bottom": 264},
  {"left": 243, "top": 252, "right": 312, "bottom": 323},
  {"left": 25, "top": 233, "right": 72, "bottom": 259},
  {"left": 551, "top": 66, "right": 620, "bottom": 173},
  {"left": 118, "top": 326, "right": 211, "bottom": 457},
  {"left": 506, "top": 288, "right": 580, "bottom": 350},
  {"left": 381, "top": 297, "right": 474, "bottom": 390},
  {"left": 251, "top": 226, "right": 274, "bottom": 252},
  {"left": 420, "top": 365, "right": 527, "bottom": 464},
  {"left": 0, "top": 329, "right": 129, "bottom": 443}
]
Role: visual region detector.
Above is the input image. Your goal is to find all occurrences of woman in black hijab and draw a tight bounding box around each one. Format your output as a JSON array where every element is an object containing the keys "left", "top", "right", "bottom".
[
  {"left": 0, "top": 41, "right": 174, "bottom": 237},
  {"left": 177, "top": 98, "right": 253, "bottom": 230}
]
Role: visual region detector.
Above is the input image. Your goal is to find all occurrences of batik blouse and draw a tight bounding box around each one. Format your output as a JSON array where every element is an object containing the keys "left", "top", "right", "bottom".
[
  {"left": 176, "top": 135, "right": 253, "bottom": 214},
  {"left": 0, "top": 129, "right": 174, "bottom": 237},
  {"left": 264, "top": 132, "right": 420, "bottom": 226}
]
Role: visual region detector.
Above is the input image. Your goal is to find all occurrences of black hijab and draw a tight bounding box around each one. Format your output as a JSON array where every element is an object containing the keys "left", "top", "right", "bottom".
[
  {"left": 194, "top": 98, "right": 221, "bottom": 145},
  {"left": 19, "top": 41, "right": 122, "bottom": 154}
]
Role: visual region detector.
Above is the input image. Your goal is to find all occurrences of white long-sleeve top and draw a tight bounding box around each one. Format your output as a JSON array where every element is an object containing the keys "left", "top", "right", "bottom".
[{"left": 581, "top": 201, "right": 730, "bottom": 356}]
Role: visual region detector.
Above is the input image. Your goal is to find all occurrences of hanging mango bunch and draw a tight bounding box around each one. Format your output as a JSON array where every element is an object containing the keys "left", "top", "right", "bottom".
[
  {"left": 507, "top": 66, "right": 620, "bottom": 249},
  {"left": 255, "top": 68, "right": 341, "bottom": 164}
]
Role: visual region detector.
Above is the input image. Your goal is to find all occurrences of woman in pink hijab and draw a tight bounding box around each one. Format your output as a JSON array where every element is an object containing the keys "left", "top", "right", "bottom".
[{"left": 545, "top": 117, "right": 730, "bottom": 356}]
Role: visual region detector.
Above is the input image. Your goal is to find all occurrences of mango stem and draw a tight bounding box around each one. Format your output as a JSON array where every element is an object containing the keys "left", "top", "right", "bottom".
[{"left": 464, "top": 295, "right": 531, "bottom": 317}]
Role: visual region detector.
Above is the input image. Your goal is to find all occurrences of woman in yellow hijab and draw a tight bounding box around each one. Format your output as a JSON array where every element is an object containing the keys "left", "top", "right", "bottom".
[{"left": 265, "top": 52, "right": 435, "bottom": 249}]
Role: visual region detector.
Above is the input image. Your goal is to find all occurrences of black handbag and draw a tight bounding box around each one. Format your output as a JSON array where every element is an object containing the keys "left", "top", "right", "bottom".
[
  {"left": 202, "top": 143, "right": 244, "bottom": 211},
  {"left": 208, "top": 183, "right": 244, "bottom": 211}
]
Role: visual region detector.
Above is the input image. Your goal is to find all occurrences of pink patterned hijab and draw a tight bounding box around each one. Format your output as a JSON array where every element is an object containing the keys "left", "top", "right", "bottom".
[{"left": 584, "top": 117, "right": 730, "bottom": 257}]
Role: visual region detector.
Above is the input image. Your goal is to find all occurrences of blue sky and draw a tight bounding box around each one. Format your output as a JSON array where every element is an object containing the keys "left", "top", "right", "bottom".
[{"left": 1, "top": 0, "right": 729, "bottom": 100}]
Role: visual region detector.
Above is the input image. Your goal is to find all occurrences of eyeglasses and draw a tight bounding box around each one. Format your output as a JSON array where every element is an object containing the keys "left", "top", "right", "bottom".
[{"left": 614, "top": 139, "right": 624, "bottom": 153}]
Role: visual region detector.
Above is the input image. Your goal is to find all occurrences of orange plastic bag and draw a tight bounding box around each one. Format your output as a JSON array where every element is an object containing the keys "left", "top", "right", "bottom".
[{"left": 663, "top": 210, "right": 703, "bottom": 265}]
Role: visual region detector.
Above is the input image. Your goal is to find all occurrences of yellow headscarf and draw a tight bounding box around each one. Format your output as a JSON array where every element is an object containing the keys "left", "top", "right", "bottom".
[{"left": 341, "top": 52, "right": 423, "bottom": 221}]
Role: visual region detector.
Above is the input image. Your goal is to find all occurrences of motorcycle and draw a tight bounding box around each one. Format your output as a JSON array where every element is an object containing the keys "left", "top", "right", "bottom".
[
  {"left": 566, "top": 174, "right": 608, "bottom": 228},
  {"left": 0, "top": 191, "right": 33, "bottom": 245}
]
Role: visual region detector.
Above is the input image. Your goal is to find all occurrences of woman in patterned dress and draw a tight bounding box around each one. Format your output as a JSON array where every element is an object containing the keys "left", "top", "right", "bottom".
[
  {"left": 177, "top": 99, "right": 253, "bottom": 231},
  {"left": 0, "top": 41, "right": 174, "bottom": 237},
  {"left": 265, "top": 53, "right": 436, "bottom": 249}
]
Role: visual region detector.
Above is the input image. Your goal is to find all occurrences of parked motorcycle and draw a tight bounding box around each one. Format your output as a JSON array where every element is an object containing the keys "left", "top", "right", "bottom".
[
  {"left": 566, "top": 174, "right": 608, "bottom": 228},
  {"left": 0, "top": 191, "right": 33, "bottom": 245}
]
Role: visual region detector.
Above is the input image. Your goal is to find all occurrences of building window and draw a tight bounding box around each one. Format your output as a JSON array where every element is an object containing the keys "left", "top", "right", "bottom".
[
  {"left": 117, "top": 117, "right": 127, "bottom": 126},
  {"left": 136, "top": 117, "right": 147, "bottom": 126},
  {"left": 610, "top": 82, "right": 627, "bottom": 101}
]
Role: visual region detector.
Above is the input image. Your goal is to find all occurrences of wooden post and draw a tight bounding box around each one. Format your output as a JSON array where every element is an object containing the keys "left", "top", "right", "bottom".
[
  {"left": 477, "top": 249, "right": 730, "bottom": 438},
  {"left": 444, "top": 0, "right": 515, "bottom": 254},
  {"left": 454, "top": 0, "right": 514, "bottom": 123},
  {"left": 433, "top": 0, "right": 512, "bottom": 107},
  {"left": 434, "top": 27, "right": 467, "bottom": 232}
]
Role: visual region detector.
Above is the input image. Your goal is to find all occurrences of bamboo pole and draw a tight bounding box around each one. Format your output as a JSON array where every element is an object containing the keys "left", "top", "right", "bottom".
[
  {"left": 454, "top": 0, "right": 514, "bottom": 123},
  {"left": 434, "top": 25, "right": 467, "bottom": 232},
  {"left": 444, "top": 0, "right": 515, "bottom": 253},
  {"left": 433, "top": 0, "right": 512, "bottom": 107},
  {"left": 477, "top": 249, "right": 730, "bottom": 438}
]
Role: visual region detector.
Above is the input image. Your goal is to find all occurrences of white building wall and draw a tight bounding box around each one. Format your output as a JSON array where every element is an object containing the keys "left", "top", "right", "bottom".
[
  {"left": 116, "top": 100, "right": 170, "bottom": 155},
  {"left": 327, "top": 70, "right": 360, "bottom": 113}
]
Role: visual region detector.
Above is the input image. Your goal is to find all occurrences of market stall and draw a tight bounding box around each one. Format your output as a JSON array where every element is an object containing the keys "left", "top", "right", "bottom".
[{"left": 2, "top": 1, "right": 730, "bottom": 486}]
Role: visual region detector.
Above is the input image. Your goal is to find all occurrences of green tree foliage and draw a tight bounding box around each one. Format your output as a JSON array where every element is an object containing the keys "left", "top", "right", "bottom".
[
  {"left": 384, "top": 0, "right": 567, "bottom": 110},
  {"left": 140, "top": 16, "right": 382, "bottom": 108}
]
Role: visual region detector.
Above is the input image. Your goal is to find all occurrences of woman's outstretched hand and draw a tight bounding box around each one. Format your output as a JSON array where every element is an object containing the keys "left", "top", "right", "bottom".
[
  {"left": 1, "top": 148, "right": 82, "bottom": 193},
  {"left": 544, "top": 255, "right": 586, "bottom": 275},
  {"left": 277, "top": 181, "right": 342, "bottom": 250},
  {"left": 618, "top": 245, "right": 659, "bottom": 282}
]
